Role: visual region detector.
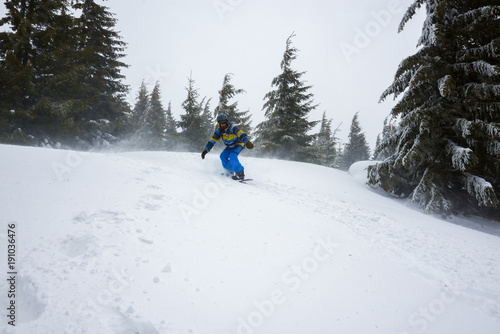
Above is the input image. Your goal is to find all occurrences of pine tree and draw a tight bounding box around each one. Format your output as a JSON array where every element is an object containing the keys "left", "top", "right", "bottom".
[
  {"left": 147, "top": 81, "right": 167, "bottom": 149},
  {"left": 0, "top": 0, "right": 76, "bottom": 145},
  {"left": 214, "top": 73, "right": 252, "bottom": 133},
  {"left": 165, "top": 101, "right": 177, "bottom": 136},
  {"left": 36, "top": 2, "right": 82, "bottom": 144},
  {"left": 164, "top": 101, "right": 178, "bottom": 150},
  {"left": 373, "top": 116, "right": 397, "bottom": 160},
  {"left": 0, "top": 0, "right": 130, "bottom": 148},
  {"left": 201, "top": 97, "right": 214, "bottom": 139},
  {"left": 71, "top": 0, "right": 129, "bottom": 147},
  {"left": 341, "top": 112, "right": 371, "bottom": 170},
  {"left": 131, "top": 80, "right": 149, "bottom": 130},
  {"left": 178, "top": 73, "right": 205, "bottom": 151},
  {"left": 374, "top": 135, "right": 381, "bottom": 159},
  {"left": 312, "top": 111, "right": 338, "bottom": 167},
  {"left": 255, "top": 33, "right": 318, "bottom": 161},
  {"left": 368, "top": 0, "right": 500, "bottom": 218},
  {"left": 133, "top": 81, "right": 168, "bottom": 150}
]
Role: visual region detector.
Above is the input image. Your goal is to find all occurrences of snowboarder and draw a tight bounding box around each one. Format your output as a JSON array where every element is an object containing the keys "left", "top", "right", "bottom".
[{"left": 201, "top": 114, "right": 254, "bottom": 180}]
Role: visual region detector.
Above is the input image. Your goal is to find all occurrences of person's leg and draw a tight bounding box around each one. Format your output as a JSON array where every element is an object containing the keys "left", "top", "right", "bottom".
[
  {"left": 220, "top": 147, "right": 233, "bottom": 172},
  {"left": 228, "top": 147, "right": 244, "bottom": 173}
]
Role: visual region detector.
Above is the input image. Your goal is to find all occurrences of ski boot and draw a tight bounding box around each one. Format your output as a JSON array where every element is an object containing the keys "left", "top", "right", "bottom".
[{"left": 232, "top": 169, "right": 245, "bottom": 181}]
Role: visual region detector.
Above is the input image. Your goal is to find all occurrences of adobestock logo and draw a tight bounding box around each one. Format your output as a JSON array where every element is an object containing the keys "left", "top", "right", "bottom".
[
  {"left": 230, "top": 236, "right": 339, "bottom": 334},
  {"left": 52, "top": 150, "right": 90, "bottom": 181},
  {"left": 178, "top": 175, "right": 232, "bottom": 224},
  {"left": 213, "top": 0, "right": 244, "bottom": 21},
  {"left": 340, "top": 0, "right": 408, "bottom": 64},
  {"left": 399, "top": 287, "right": 460, "bottom": 334}
]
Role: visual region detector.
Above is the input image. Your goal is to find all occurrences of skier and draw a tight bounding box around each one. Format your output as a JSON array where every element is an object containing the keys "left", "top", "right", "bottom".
[{"left": 201, "top": 114, "right": 254, "bottom": 180}]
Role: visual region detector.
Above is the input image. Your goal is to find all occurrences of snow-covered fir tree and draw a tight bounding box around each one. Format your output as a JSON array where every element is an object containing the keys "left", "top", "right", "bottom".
[
  {"left": 0, "top": 0, "right": 129, "bottom": 148},
  {"left": 178, "top": 74, "right": 205, "bottom": 151},
  {"left": 311, "top": 111, "right": 338, "bottom": 167},
  {"left": 165, "top": 102, "right": 177, "bottom": 135},
  {"left": 131, "top": 80, "right": 149, "bottom": 129},
  {"left": 341, "top": 112, "right": 371, "bottom": 170},
  {"left": 133, "top": 81, "right": 167, "bottom": 150},
  {"left": 71, "top": 0, "right": 129, "bottom": 147},
  {"left": 0, "top": 0, "right": 76, "bottom": 145},
  {"left": 255, "top": 33, "right": 318, "bottom": 162},
  {"left": 200, "top": 97, "right": 214, "bottom": 139},
  {"left": 164, "top": 101, "right": 178, "bottom": 150},
  {"left": 373, "top": 116, "right": 397, "bottom": 161},
  {"left": 214, "top": 73, "right": 252, "bottom": 134},
  {"left": 147, "top": 81, "right": 167, "bottom": 149},
  {"left": 368, "top": 0, "right": 500, "bottom": 218}
]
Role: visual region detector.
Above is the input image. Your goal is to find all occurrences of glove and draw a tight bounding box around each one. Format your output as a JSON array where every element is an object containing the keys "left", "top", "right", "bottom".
[
  {"left": 245, "top": 141, "right": 254, "bottom": 149},
  {"left": 201, "top": 148, "right": 209, "bottom": 159}
]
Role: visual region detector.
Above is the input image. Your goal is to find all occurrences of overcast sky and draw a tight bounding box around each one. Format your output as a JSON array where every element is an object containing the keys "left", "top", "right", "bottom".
[{"left": 5, "top": 0, "right": 428, "bottom": 149}]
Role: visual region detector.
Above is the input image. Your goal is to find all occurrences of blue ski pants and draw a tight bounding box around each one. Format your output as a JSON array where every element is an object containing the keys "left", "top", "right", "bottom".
[{"left": 220, "top": 146, "right": 244, "bottom": 173}]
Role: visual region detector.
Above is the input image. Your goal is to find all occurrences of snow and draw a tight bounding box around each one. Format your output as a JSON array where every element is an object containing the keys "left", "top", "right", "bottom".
[
  {"left": 464, "top": 173, "right": 497, "bottom": 207},
  {"left": 447, "top": 141, "right": 475, "bottom": 171},
  {"left": 437, "top": 75, "right": 456, "bottom": 97},
  {"left": 1, "top": 145, "right": 499, "bottom": 334},
  {"left": 452, "top": 61, "right": 499, "bottom": 78}
]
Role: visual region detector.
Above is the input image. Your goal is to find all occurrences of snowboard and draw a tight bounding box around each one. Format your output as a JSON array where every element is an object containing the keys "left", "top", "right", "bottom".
[{"left": 221, "top": 172, "right": 252, "bottom": 183}]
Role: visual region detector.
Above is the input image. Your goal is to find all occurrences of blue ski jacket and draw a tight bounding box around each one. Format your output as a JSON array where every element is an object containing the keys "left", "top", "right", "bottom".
[{"left": 205, "top": 122, "right": 249, "bottom": 151}]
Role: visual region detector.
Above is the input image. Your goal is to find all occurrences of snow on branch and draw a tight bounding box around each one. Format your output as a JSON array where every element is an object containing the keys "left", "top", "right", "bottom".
[
  {"left": 380, "top": 47, "right": 440, "bottom": 102},
  {"left": 461, "top": 83, "right": 500, "bottom": 101},
  {"left": 411, "top": 168, "right": 451, "bottom": 214},
  {"left": 437, "top": 75, "right": 456, "bottom": 97},
  {"left": 400, "top": 135, "right": 425, "bottom": 167},
  {"left": 417, "top": 14, "right": 437, "bottom": 47},
  {"left": 281, "top": 135, "right": 295, "bottom": 142},
  {"left": 452, "top": 60, "right": 500, "bottom": 78},
  {"left": 398, "top": 0, "right": 426, "bottom": 33},
  {"left": 464, "top": 173, "right": 499, "bottom": 207},
  {"left": 454, "top": 118, "right": 472, "bottom": 137},
  {"left": 488, "top": 141, "right": 500, "bottom": 157},
  {"left": 458, "top": 38, "right": 500, "bottom": 61},
  {"left": 483, "top": 122, "right": 500, "bottom": 139},
  {"left": 380, "top": 71, "right": 414, "bottom": 102},
  {"left": 454, "top": 5, "right": 500, "bottom": 26},
  {"left": 446, "top": 140, "right": 478, "bottom": 171}
]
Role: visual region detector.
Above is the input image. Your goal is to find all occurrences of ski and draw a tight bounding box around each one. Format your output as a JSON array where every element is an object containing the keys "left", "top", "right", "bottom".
[{"left": 238, "top": 178, "right": 253, "bottom": 183}]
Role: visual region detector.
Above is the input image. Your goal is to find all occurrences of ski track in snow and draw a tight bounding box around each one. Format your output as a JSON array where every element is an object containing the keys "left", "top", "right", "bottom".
[{"left": 0, "top": 146, "right": 499, "bottom": 334}]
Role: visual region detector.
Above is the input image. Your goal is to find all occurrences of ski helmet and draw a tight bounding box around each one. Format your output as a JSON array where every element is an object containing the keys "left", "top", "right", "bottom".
[{"left": 216, "top": 114, "right": 229, "bottom": 123}]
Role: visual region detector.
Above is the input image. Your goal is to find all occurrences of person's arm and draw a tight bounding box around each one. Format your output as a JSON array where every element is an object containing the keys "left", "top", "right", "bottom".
[
  {"left": 233, "top": 126, "right": 253, "bottom": 149},
  {"left": 202, "top": 129, "right": 220, "bottom": 159}
]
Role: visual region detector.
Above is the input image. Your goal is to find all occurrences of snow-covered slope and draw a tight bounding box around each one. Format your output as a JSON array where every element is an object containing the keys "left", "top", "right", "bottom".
[{"left": 0, "top": 144, "right": 499, "bottom": 334}]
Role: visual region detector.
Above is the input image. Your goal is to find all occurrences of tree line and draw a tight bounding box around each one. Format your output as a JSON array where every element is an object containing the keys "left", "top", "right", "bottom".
[
  {"left": 0, "top": 1, "right": 366, "bottom": 168},
  {"left": 127, "top": 33, "right": 368, "bottom": 169},
  {"left": 1, "top": 0, "right": 498, "bottom": 220}
]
